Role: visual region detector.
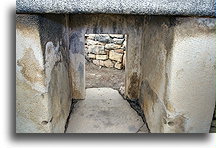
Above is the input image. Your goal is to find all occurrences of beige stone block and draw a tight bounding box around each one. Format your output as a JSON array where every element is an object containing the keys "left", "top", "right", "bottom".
[
  {"left": 88, "top": 45, "right": 106, "bottom": 54},
  {"left": 88, "top": 54, "right": 96, "bottom": 59},
  {"left": 103, "top": 59, "right": 114, "bottom": 68},
  {"left": 109, "top": 34, "right": 124, "bottom": 39},
  {"left": 115, "top": 62, "right": 123, "bottom": 69},
  {"left": 96, "top": 54, "right": 108, "bottom": 60},
  {"left": 109, "top": 50, "right": 123, "bottom": 62},
  {"left": 105, "top": 43, "right": 121, "bottom": 50},
  {"left": 113, "top": 38, "right": 124, "bottom": 44},
  {"left": 123, "top": 53, "right": 126, "bottom": 67},
  {"left": 115, "top": 49, "right": 124, "bottom": 53},
  {"left": 92, "top": 60, "right": 100, "bottom": 66}
]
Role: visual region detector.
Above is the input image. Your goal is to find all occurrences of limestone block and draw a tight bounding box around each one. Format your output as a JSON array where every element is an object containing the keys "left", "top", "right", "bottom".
[
  {"left": 113, "top": 38, "right": 124, "bottom": 44},
  {"left": 109, "top": 34, "right": 124, "bottom": 39},
  {"left": 115, "top": 62, "right": 123, "bottom": 69},
  {"left": 95, "top": 34, "right": 112, "bottom": 43},
  {"left": 88, "top": 44, "right": 106, "bottom": 54},
  {"left": 123, "top": 53, "right": 126, "bottom": 67},
  {"left": 93, "top": 60, "right": 100, "bottom": 66},
  {"left": 122, "top": 40, "right": 127, "bottom": 48},
  {"left": 105, "top": 43, "right": 121, "bottom": 50},
  {"left": 86, "top": 34, "right": 95, "bottom": 40},
  {"left": 86, "top": 39, "right": 104, "bottom": 46},
  {"left": 96, "top": 54, "right": 108, "bottom": 60},
  {"left": 88, "top": 54, "right": 96, "bottom": 59},
  {"left": 109, "top": 50, "right": 123, "bottom": 62},
  {"left": 115, "top": 49, "right": 124, "bottom": 53}
]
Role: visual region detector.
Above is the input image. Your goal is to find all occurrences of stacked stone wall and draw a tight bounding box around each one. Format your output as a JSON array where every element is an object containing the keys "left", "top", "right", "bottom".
[{"left": 85, "top": 34, "right": 127, "bottom": 69}]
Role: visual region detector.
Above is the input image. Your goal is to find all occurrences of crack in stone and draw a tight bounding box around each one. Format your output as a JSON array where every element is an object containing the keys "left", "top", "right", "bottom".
[{"left": 64, "top": 99, "right": 78, "bottom": 133}]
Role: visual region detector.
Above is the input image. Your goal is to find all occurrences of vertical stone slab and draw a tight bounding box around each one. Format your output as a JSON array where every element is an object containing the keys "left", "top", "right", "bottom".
[
  {"left": 16, "top": 14, "right": 51, "bottom": 133},
  {"left": 38, "top": 14, "right": 72, "bottom": 133},
  {"left": 139, "top": 16, "right": 174, "bottom": 133},
  {"left": 165, "top": 18, "right": 216, "bottom": 133},
  {"left": 16, "top": 14, "right": 72, "bottom": 133}
]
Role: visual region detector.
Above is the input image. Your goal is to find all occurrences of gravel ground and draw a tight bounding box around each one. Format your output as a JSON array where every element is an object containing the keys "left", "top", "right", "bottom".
[{"left": 85, "top": 62, "right": 125, "bottom": 91}]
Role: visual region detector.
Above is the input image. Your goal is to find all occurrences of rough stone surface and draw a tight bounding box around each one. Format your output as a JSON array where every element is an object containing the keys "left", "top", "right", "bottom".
[
  {"left": 115, "top": 62, "right": 122, "bottom": 69},
  {"left": 88, "top": 53, "right": 96, "bottom": 59},
  {"left": 139, "top": 16, "right": 216, "bottom": 133},
  {"left": 85, "top": 34, "right": 126, "bottom": 70},
  {"left": 109, "top": 50, "right": 123, "bottom": 62},
  {"left": 105, "top": 43, "right": 121, "bottom": 50},
  {"left": 96, "top": 54, "right": 108, "bottom": 60},
  {"left": 66, "top": 88, "right": 145, "bottom": 133},
  {"left": 16, "top": 14, "right": 72, "bottom": 133},
  {"left": 16, "top": 0, "right": 216, "bottom": 17}
]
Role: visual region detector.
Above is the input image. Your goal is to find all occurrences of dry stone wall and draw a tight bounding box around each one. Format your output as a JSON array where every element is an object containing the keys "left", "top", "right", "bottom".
[{"left": 85, "top": 34, "right": 127, "bottom": 70}]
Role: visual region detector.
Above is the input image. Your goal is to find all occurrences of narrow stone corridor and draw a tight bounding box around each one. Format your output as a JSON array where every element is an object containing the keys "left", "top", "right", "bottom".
[{"left": 66, "top": 88, "right": 148, "bottom": 133}]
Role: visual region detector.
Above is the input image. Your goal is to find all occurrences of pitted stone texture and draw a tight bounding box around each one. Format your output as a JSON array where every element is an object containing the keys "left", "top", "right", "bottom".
[
  {"left": 16, "top": 0, "right": 215, "bottom": 17},
  {"left": 66, "top": 88, "right": 144, "bottom": 133}
]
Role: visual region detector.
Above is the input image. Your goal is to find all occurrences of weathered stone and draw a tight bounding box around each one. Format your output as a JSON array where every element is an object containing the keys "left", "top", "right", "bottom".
[
  {"left": 103, "top": 59, "right": 114, "bottom": 68},
  {"left": 115, "top": 49, "right": 124, "bottom": 53},
  {"left": 113, "top": 38, "right": 124, "bottom": 44},
  {"left": 66, "top": 88, "right": 144, "bottom": 133},
  {"left": 88, "top": 53, "right": 96, "bottom": 59},
  {"left": 95, "top": 34, "right": 112, "bottom": 43},
  {"left": 115, "top": 62, "right": 123, "bottom": 69},
  {"left": 105, "top": 43, "right": 121, "bottom": 50},
  {"left": 92, "top": 60, "right": 100, "bottom": 66},
  {"left": 122, "top": 40, "right": 127, "bottom": 48},
  {"left": 88, "top": 45, "right": 106, "bottom": 54},
  {"left": 86, "top": 39, "right": 104, "bottom": 46},
  {"left": 109, "top": 34, "right": 124, "bottom": 39},
  {"left": 109, "top": 50, "right": 123, "bottom": 62},
  {"left": 96, "top": 54, "right": 108, "bottom": 60},
  {"left": 123, "top": 53, "right": 126, "bottom": 67},
  {"left": 86, "top": 34, "right": 96, "bottom": 40}
]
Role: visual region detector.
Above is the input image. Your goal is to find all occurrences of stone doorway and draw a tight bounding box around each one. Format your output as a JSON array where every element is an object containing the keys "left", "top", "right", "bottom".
[{"left": 84, "top": 34, "right": 127, "bottom": 95}]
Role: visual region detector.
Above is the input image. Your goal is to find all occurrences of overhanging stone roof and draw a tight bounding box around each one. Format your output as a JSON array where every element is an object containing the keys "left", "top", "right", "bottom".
[{"left": 16, "top": 0, "right": 216, "bottom": 17}]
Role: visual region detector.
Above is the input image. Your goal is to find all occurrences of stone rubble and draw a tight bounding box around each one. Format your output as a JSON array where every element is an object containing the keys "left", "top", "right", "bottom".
[{"left": 85, "top": 34, "right": 127, "bottom": 70}]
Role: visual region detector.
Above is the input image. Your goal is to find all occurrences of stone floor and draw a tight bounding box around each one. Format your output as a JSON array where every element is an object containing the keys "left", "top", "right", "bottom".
[{"left": 66, "top": 88, "right": 148, "bottom": 133}]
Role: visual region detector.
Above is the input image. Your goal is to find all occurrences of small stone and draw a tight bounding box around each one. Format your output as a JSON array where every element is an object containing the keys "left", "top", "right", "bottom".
[
  {"left": 103, "top": 59, "right": 114, "bottom": 68},
  {"left": 115, "top": 62, "right": 123, "bottom": 69},
  {"left": 109, "top": 50, "right": 123, "bottom": 62},
  {"left": 95, "top": 34, "right": 112, "bottom": 43},
  {"left": 109, "top": 34, "right": 124, "bottom": 39},
  {"left": 96, "top": 54, "right": 108, "bottom": 60},
  {"left": 115, "top": 49, "right": 124, "bottom": 53},
  {"left": 86, "top": 34, "right": 96, "bottom": 40},
  {"left": 88, "top": 54, "right": 96, "bottom": 59},
  {"left": 113, "top": 38, "right": 124, "bottom": 44},
  {"left": 92, "top": 60, "right": 100, "bottom": 66},
  {"left": 88, "top": 45, "right": 106, "bottom": 54},
  {"left": 122, "top": 40, "right": 127, "bottom": 48},
  {"left": 119, "top": 86, "right": 125, "bottom": 96},
  {"left": 123, "top": 53, "right": 126, "bottom": 67},
  {"left": 105, "top": 43, "right": 121, "bottom": 50}
]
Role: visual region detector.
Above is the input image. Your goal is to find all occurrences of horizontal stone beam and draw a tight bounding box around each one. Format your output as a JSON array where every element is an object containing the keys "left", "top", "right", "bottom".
[{"left": 16, "top": 0, "right": 216, "bottom": 17}]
